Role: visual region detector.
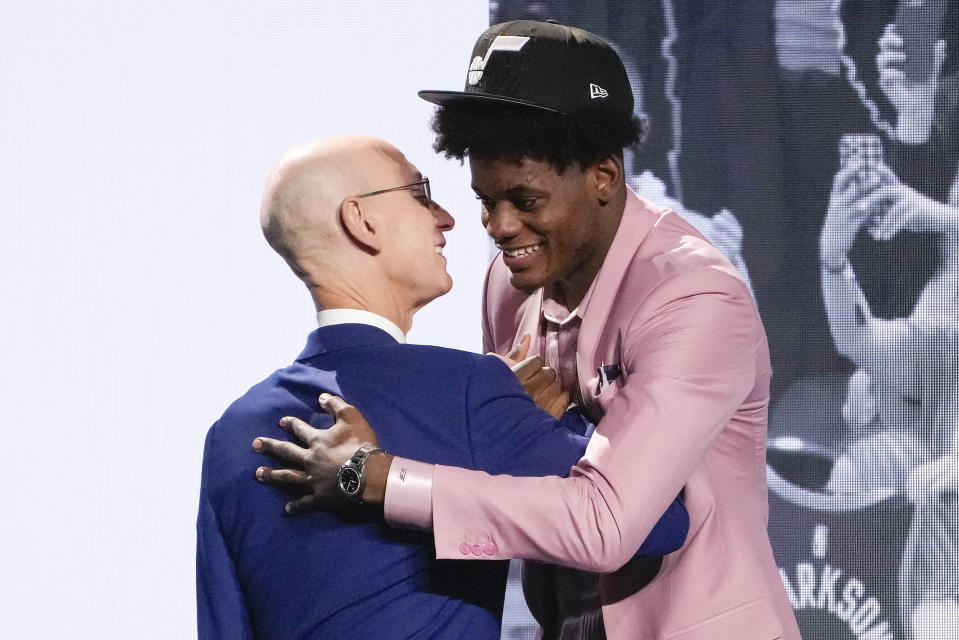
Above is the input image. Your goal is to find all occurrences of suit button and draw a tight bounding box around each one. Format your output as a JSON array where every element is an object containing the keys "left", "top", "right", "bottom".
[
  {"left": 484, "top": 542, "right": 497, "bottom": 556},
  {"left": 459, "top": 543, "right": 471, "bottom": 556},
  {"left": 471, "top": 544, "right": 483, "bottom": 556}
]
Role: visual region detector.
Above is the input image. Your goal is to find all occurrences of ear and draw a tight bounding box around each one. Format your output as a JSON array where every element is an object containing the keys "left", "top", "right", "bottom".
[
  {"left": 338, "top": 197, "right": 382, "bottom": 254},
  {"left": 589, "top": 155, "right": 623, "bottom": 205}
]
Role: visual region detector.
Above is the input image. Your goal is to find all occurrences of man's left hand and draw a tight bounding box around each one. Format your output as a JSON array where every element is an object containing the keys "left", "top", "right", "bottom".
[
  {"left": 511, "top": 356, "right": 571, "bottom": 419},
  {"left": 489, "top": 334, "right": 570, "bottom": 418}
]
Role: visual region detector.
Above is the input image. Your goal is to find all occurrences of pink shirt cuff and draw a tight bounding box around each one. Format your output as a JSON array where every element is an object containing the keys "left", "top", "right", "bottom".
[{"left": 384, "top": 456, "right": 434, "bottom": 530}]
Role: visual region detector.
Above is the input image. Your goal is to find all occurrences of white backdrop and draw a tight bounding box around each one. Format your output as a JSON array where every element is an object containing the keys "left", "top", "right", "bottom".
[{"left": 0, "top": 1, "right": 493, "bottom": 637}]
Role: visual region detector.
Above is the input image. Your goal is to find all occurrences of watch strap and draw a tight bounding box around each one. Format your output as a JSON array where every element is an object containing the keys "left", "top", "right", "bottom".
[
  {"left": 349, "top": 443, "right": 381, "bottom": 466},
  {"left": 337, "top": 443, "right": 383, "bottom": 503}
]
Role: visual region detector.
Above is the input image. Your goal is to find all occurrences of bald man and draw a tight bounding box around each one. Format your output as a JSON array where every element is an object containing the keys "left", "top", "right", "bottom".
[{"left": 195, "top": 136, "right": 687, "bottom": 639}]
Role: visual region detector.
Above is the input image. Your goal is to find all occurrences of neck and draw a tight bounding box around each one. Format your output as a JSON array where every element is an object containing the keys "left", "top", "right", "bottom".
[
  {"left": 557, "top": 190, "right": 626, "bottom": 309},
  {"left": 310, "top": 285, "right": 414, "bottom": 335},
  {"left": 556, "top": 276, "right": 592, "bottom": 312}
]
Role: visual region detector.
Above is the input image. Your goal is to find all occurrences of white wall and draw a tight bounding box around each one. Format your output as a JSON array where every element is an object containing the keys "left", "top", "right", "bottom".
[{"left": 0, "top": 2, "right": 490, "bottom": 637}]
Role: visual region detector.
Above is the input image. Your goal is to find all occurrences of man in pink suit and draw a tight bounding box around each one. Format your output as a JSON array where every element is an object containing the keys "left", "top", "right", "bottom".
[{"left": 255, "top": 20, "right": 802, "bottom": 640}]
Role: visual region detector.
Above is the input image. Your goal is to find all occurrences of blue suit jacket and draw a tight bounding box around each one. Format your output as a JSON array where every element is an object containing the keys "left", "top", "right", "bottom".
[{"left": 197, "top": 324, "right": 687, "bottom": 639}]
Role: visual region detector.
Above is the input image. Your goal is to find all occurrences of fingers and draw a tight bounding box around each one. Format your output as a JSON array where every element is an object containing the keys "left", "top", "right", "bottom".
[
  {"left": 509, "top": 356, "right": 570, "bottom": 415},
  {"left": 832, "top": 159, "right": 893, "bottom": 219},
  {"left": 285, "top": 491, "right": 351, "bottom": 514},
  {"left": 511, "top": 355, "right": 547, "bottom": 383},
  {"left": 278, "top": 415, "right": 320, "bottom": 443},
  {"left": 544, "top": 385, "right": 571, "bottom": 420},
  {"left": 317, "top": 392, "right": 379, "bottom": 447},
  {"left": 488, "top": 352, "right": 514, "bottom": 368},
  {"left": 252, "top": 436, "right": 309, "bottom": 465},
  {"left": 285, "top": 493, "right": 318, "bottom": 515},
  {"left": 506, "top": 334, "right": 531, "bottom": 362},
  {"left": 872, "top": 197, "right": 909, "bottom": 241},
  {"left": 256, "top": 466, "right": 309, "bottom": 486},
  {"left": 831, "top": 159, "right": 865, "bottom": 201},
  {"left": 822, "top": 162, "right": 871, "bottom": 258},
  {"left": 491, "top": 335, "right": 532, "bottom": 369},
  {"left": 858, "top": 184, "right": 897, "bottom": 214},
  {"left": 874, "top": 163, "right": 898, "bottom": 186},
  {"left": 871, "top": 183, "right": 946, "bottom": 238},
  {"left": 523, "top": 370, "right": 568, "bottom": 418},
  {"left": 523, "top": 366, "right": 559, "bottom": 398},
  {"left": 318, "top": 393, "right": 354, "bottom": 418}
]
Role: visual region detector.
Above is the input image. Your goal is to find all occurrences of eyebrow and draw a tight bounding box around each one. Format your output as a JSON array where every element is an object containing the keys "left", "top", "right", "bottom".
[{"left": 471, "top": 185, "right": 544, "bottom": 197}]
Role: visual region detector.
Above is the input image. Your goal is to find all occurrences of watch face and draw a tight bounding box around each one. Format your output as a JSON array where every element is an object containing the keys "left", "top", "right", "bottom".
[{"left": 339, "top": 467, "right": 361, "bottom": 495}]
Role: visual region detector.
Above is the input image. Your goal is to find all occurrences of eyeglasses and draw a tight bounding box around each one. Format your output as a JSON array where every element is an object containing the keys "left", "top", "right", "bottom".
[{"left": 354, "top": 177, "right": 431, "bottom": 207}]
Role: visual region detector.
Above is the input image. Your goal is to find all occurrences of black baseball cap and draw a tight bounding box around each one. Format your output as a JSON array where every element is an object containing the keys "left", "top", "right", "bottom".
[{"left": 418, "top": 20, "right": 634, "bottom": 117}]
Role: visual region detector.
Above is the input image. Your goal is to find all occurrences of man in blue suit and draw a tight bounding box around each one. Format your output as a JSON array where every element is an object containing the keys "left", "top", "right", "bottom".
[{"left": 196, "top": 135, "right": 687, "bottom": 639}]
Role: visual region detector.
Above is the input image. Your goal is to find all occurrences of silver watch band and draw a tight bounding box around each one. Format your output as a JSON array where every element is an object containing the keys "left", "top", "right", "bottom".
[
  {"left": 349, "top": 443, "right": 381, "bottom": 466},
  {"left": 337, "top": 443, "right": 383, "bottom": 503}
]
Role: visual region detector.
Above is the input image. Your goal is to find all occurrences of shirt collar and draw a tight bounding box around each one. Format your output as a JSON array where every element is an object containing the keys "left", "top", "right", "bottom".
[
  {"left": 316, "top": 309, "right": 407, "bottom": 344},
  {"left": 541, "top": 279, "right": 596, "bottom": 326}
]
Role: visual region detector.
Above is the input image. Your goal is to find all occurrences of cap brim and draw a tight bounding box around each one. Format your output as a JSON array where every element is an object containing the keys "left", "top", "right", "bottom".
[{"left": 417, "top": 90, "right": 560, "bottom": 113}]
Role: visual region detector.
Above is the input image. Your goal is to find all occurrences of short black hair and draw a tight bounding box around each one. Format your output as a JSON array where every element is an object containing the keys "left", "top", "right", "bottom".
[{"left": 430, "top": 101, "right": 644, "bottom": 172}]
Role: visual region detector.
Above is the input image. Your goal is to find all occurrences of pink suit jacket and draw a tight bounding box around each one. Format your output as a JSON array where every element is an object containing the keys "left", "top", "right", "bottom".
[{"left": 430, "top": 189, "right": 802, "bottom": 639}]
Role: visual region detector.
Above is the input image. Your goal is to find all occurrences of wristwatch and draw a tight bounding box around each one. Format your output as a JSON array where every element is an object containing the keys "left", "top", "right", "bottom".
[{"left": 336, "top": 443, "right": 383, "bottom": 503}]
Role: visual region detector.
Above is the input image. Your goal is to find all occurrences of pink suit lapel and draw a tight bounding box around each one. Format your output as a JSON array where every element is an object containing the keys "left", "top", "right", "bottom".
[{"left": 577, "top": 189, "right": 660, "bottom": 418}]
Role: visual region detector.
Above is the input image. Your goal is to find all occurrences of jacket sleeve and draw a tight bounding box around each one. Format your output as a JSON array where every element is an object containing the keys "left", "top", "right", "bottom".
[
  {"left": 196, "top": 426, "right": 254, "bottom": 640},
  {"left": 465, "top": 355, "right": 589, "bottom": 478},
  {"left": 438, "top": 275, "right": 759, "bottom": 573},
  {"left": 464, "top": 356, "right": 688, "bottom": 557}
]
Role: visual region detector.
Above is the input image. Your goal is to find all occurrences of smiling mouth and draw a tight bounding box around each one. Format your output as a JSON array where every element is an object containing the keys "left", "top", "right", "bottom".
[{"left": 502, "top": 242, "right": 543, "bottom": 258}]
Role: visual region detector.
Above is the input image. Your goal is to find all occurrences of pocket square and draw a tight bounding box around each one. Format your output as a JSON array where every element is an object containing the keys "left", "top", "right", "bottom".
[{"left": 597, "top": 363, "right": 622, "bottom": 393}]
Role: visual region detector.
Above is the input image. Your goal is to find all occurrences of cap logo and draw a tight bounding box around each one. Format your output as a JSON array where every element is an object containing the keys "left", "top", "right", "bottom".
[
  {"left": 467, "top": 35, "right": 530, "bottom": 86},
  {"left": 590, "top": 83, "right": 609, "bottom": 99}
]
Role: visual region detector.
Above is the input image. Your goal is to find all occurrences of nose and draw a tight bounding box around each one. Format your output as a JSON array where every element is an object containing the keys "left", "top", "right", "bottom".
[
  {"left": 482, "top": 202, "right": 520, "bottom": 242},
  {"left": 431, "top": 200, "right": 455, "bottom": 231}
]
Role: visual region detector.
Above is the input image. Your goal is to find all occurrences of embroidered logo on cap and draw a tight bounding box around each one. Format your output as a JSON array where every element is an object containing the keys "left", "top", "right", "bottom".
[
  {"left": 467, "top": 35, "right": 530, "bottom": 85},
  {"left": 590, "top": 83, "right": 609, "bottom": 99}
]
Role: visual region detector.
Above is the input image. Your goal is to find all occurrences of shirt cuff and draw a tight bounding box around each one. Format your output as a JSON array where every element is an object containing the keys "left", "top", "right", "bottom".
[{"left": 383, "top": 456, "right": 434, "bottom": 530}]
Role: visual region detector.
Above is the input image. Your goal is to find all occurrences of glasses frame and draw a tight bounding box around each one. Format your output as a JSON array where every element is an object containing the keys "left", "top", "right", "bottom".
[{"left": 354, "top": 177, "right": 431, "bottom": 207}]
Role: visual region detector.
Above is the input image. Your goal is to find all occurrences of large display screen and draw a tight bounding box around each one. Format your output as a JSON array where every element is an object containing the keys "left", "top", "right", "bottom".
[{"left": 490, "top": 2, "right": 958, "bottom": 639}]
